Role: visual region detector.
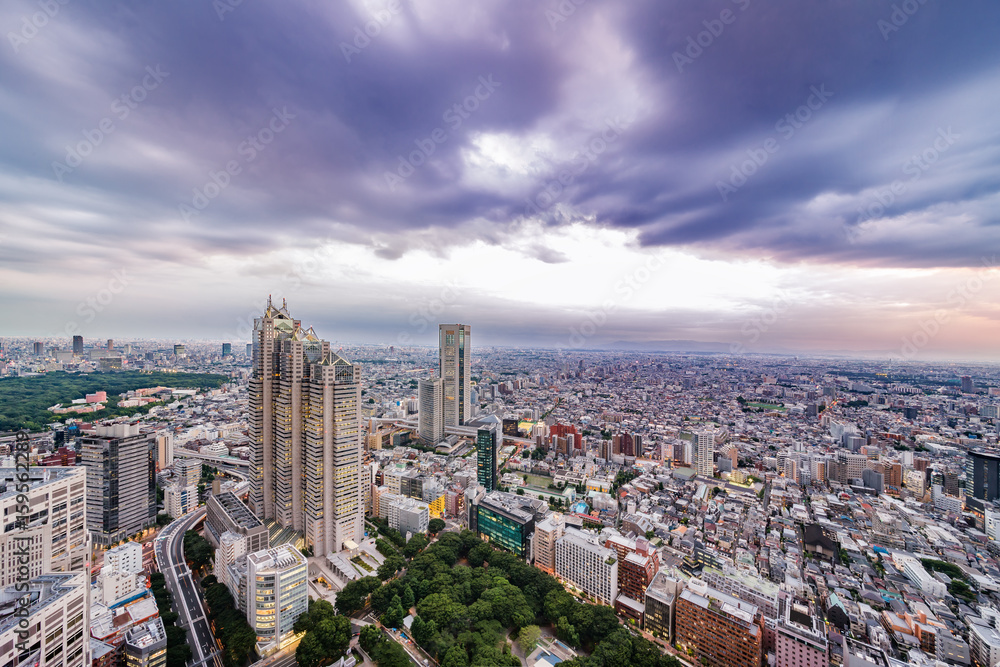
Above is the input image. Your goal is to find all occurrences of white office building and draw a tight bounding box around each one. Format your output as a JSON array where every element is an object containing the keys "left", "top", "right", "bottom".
[
  {"left": 0, "top": 466, "right": 89, "bottom": 584},
  {"left": 246, "top": 545, "right": 309, "bottom": 652},
  {"left": 969, "top": 622, "right": 1000, "bottom": 667},
  {"left": 555, "top": 528, "right": 619, "bottom": 605},
  {"left": 695, "top": 429, "right": 715, "bottom": 477},
  {"left": 418, "top": 377, "right": 445, "bottom": 445},
  {"left": 165, "top": 483, "right": 199, "bottom": 518},
  {"left": 388, "top": 497, "right": 430, "bottom": 537}
]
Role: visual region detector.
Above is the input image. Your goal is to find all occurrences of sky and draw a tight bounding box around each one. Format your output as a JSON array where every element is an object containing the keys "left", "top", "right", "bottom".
[{"left": 2, "top": 0, "right": 999, "bottom": 360}]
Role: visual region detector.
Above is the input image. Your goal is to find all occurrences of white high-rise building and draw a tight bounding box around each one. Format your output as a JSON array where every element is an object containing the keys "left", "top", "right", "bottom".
[
  {"left": 249, "top": 298, "right": 364, "bottom": 555},
  {"left": 0, "top": 467, "right": 91, "bottom": 667},
  {"left": 246, "top": 545, "right": 308, "bottom": 650},
  {"left": 418, "top": 377, "right": 445, "bottom": 444},
  {"left": 695, "top": 429, "right": 715, "bottom": 477},
  {"left": 156, "top": 432, "right": 173, "bottom": 470},
  {"left": 0, "top": 466, "right": 89, "bottom": 582},
  {"left": 439, "top": 324, "right": 471, "bottom": 426},
  {"left": 173, "top": 457, "right": 202, "bottom": 486},
  {"left": 165, "top": 483, "right": 199, "bottom": 518},
  {"left": 105, "top": 541, "right": 143, "bottom": 575},
  {"left": 555, "top": 528, "right": 619, "bottom": 605}
]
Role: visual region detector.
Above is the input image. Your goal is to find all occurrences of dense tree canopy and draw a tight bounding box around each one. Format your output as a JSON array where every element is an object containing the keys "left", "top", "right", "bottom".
[
  {"left": 295, "top": 600, "right": 351, "bottom": 667},
  {"left": 183, "top": 530, "right": 213, "bottom": 570},
  {"left": 203, "top": 582, "right": 257, "bottom": 667},
  {"left": 0, "top": 370, "right": 229, "bottom": 431},
  {"left": 365, "top": 529, "right": 677, "bottom": 666}
]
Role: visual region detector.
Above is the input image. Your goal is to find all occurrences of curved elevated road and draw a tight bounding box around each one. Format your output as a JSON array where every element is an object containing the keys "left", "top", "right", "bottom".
[{"left": 155, "top": 507, "right": 222, "bottom": 667}]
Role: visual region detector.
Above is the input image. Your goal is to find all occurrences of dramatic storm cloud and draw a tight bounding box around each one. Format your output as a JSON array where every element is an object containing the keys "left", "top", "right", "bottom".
[{"left": 1, "top": 0, "right": 999, "bottom": 359}]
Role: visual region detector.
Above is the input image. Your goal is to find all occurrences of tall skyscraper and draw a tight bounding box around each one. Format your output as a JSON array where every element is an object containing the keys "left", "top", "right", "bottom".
[
  {"left": 477, "top": 423, "right": 498, "bottom": 491},
  {"left": 962, "top": 375, "right": 974, "bottom": 393},
  {"left": 222, "top": 342, "right": 232, "bottom": 356},
  {"left": 248, "top": 298, "right": 364, "bottom": 555},
  {"left": 418, "top": 377, "right": 445, "bottom": 444},
  {"left": 33, "top": 341, "right": 44, "bottom": 355},
  {"left": 695, "top": 429, "right": 715, "bottom": 477},
  {"left": 72, "top": 334, "right": 83, "bottom": 354},
  {"left": 80, "top": 422, "right": 157, "bottom": 546},
  {"left": 106, "top": 339, "right": 114, "bottom": 350},
  {"left": 439, "top": 323, "right": 471, "bottom": 426}
]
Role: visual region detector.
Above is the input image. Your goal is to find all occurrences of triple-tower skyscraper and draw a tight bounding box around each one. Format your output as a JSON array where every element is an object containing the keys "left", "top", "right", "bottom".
[{"left": 248, "top": 298, "right": 364, "bottom": 555}]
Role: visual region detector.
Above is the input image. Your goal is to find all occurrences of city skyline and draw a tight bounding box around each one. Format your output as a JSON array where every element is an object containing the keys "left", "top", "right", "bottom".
[{"left": 3, "top": 2, "right": 1000, "bottom": 360}]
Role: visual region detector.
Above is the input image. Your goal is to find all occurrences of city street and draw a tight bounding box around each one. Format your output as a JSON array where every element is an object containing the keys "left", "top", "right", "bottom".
[{"left": 154, "top": 507, "right": 222, "bottom": 667}]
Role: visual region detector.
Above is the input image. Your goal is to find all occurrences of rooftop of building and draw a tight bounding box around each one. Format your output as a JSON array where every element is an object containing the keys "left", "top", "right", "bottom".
[
  {"left": 213, "top": 491, "right": 264, "bottom": 529},
  {"left": 701, "top": 566, "right": 780, "bottom": 596},
  {"left": 0, "top": 573, "right": 83, "bottom": 635},
  {"left": 125, "top": 616, "right": 166, "bottom": 650},
  {"left": 559, "top": 528, "right": 616, "bottom": 558},
  {"left": 247, "top": 543, "right": 307, "bottom": 572},
  {"left": 480, "top": 490, "right": 546, "bottom": 523},
  {"left": 0, "top": 465, "right": 83, "bottom": 502},
  {"left": 680, "top": 580, "right": 759, "bottom": 627}
]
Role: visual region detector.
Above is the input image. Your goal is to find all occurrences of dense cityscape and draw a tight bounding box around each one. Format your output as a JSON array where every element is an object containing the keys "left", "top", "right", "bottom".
[
  {"left": 4, "top": 3, "right": 1000, "bottom": 666},
  {"left": 2, "top": 302, "right": 1000, "bottom": 667}
]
